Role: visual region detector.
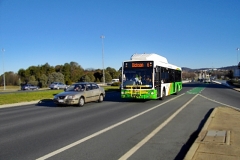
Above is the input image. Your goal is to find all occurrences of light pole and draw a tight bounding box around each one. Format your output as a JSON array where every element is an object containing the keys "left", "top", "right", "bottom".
[
  {"left": 1, "top": 48, "right": 5, "bottom": 90},
  {"left": 100, "top": 35, "right": 105, "bottom": 84}
]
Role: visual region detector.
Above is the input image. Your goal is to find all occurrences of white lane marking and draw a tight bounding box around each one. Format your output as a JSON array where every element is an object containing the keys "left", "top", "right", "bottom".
[
  {"left": 119, "top": 94, "right": 199, "bottom": 160},
  {"left": 199, "top": 94, "right": 240, "bottom": 111},
  {"left": 36, "top": 94, "right": 185, "bottom": 160}
]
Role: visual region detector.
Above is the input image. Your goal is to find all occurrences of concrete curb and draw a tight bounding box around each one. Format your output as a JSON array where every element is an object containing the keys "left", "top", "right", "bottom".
[{"left": 184, "top": 108, "right": 218, "bottom": 160}]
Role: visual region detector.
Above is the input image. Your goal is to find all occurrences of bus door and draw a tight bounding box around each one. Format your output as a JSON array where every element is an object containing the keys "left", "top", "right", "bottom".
[
  {"left": 155, "top": 66, "right": 161, "bottom": 97},
  {"left": 172, "top": 70, "right": 175, "bottom": 93}
]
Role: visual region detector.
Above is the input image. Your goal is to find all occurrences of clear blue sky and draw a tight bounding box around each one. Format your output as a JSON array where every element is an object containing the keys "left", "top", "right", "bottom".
[{"left": 0, "top": 0, "right": 240, "bottom": 74}]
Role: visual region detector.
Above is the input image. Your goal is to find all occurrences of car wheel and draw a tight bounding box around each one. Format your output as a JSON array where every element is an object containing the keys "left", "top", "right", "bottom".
[
  {"left": 78, "top": 97, "right": 85, "bottom": 107},
  {"left": 98, "top": 94, "right": 104, "bottom": 103}
]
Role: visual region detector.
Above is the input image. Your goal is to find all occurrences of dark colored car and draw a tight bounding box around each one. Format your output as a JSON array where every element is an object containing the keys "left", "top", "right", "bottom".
[
  {"left": 53, "top": 82, "right": 105, "bottom": 106},
  {"left": 21, "top": 84, "right": 39, "bottom": 90}
]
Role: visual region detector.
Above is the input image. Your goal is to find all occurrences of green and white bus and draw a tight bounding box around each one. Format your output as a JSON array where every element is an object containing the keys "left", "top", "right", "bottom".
[{"left": 120, "top": 53, "right": 182, "bottom": 100}]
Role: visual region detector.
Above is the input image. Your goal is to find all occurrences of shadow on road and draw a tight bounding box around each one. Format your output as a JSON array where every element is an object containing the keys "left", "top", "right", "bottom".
[
  {"left": 174, "top": 108, "right": 214, "bottom": 160},
  {"left": 35, "top": 99, "right": 56, "bottom": 107}
]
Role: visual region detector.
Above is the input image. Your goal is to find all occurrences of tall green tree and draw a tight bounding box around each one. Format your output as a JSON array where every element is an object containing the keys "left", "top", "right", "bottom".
[
  {"left": 104, "top": 71, "right": 112, "bottom": 83},
  {"left": 94, "top": 69, "right": 102, "bottom": 82},
  {"left": 86, "top": 72, "right": 95, "bottom": 82},
  {"left": 39, "top": 74, "right": 48, "bottom": 88},
  {"left": 48, "top": 72, "right": 65, "bottom": 85},
  {"left": 55, "top": 65, "right": 64, "bottom": 73},
  {"left": 106, "top": 67, "right": 119, "bottom": 79},
  {"left": 40, "top": 63, "right": 55, "bottom": 76},
  {"left": 62, "top": 63, "right": 71, "bottom": 84},
  {"left": 69, "top": 62, "right": 84, "bottom": 83}
]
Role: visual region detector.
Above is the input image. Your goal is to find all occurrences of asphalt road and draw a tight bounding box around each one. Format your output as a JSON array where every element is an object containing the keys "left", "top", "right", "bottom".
[{"left": 0, "top": 82, "right": 239, "bottom": 160}]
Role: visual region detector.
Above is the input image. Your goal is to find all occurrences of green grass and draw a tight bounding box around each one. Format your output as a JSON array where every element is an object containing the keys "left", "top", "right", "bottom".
[
  {"left": 103, "top": 86, "right": 120, "bottom": 92},
  {"left": 0, "top": 86, "right": 120, "bottom": 105},
  {"left": 0, "top": 90, "right": 62, "bottom": 105}
]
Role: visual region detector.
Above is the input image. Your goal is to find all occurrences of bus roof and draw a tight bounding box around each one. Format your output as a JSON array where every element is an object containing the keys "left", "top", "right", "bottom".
[
  {"left": 127, "top": 53, "right": 181, "bottom": 70},
  {"left": 131, "top": 53, "right": 168, "bottom": 63}
]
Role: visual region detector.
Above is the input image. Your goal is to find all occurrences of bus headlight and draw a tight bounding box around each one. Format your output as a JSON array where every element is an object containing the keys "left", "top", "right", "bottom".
[
  {"left": 121, "top": 91, "right": 124, "bottom": 94},
  {"left": 150, "top": 92, "right": 154, "bottom": 95}
]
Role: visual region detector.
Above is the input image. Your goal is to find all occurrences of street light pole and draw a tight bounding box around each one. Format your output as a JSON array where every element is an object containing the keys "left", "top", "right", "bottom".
[
  {"left": 100, "top": 35, "right": 105, "bottom": 84},
  {"left": 1, "top": 48, "right": 5, "bottom": 90}
]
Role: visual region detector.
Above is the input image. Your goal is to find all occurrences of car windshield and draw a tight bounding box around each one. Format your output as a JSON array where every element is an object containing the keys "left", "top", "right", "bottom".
[{"left": 66, "top": 84, "right": 86, "bottom": 92}]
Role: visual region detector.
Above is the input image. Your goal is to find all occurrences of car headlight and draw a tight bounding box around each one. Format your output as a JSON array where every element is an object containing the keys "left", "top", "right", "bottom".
[{"left": 67, "top": 95, "right": 75, "bottom": 99}]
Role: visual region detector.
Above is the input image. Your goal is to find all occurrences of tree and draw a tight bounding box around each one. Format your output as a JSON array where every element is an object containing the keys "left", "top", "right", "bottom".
[
  {"left": 55, "top": 65, "right": 64, "bottom": 73},
  {"left": 69, "top": 61, "right": 84, "bottom": 83},
  {"left": 40, "top": 63, "right": 55, "bottom": 76},
  {"left": 62, "top": 63, "right": 71, "bottom": 84},
  {"left": 0, "top": 72, "right": 19, "bottom": 86},
  {"left": 106, "top": 67, "right": 118, "bottom": 79},
  {"left": 39, "top": 74, "right": 48, "bottom": 88},
  {"left": 28, "top": 75, "right": 38, "bottom": 86},
  {"left": 28, "top": 66, "right": 41, "bottom": 80},
  {"left": 94, "top": 70, "right": 102, "bottom": 82},
  {"left": 86, "top": 72, "right": 95, "bottom": 82},
  {"left": 18, "top": 68, "right": 31, "bottom": 83},
  {"left": 48, "top": 72, "right": 65, "bottom": 85},
  {"left": 104, "top": 71, "right": 112, "bottom": 83}
]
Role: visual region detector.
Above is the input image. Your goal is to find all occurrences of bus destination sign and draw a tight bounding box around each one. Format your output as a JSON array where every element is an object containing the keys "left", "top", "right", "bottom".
[{"left": 124, "top": 61, "right": 153, "bottom": 68}]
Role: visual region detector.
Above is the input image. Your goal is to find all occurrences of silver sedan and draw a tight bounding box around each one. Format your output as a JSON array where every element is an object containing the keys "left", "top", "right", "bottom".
[
  {"left": 53, "top": 82, "right": 105, "bottom": 106},
  {"left": 49, "top": 82, "right": 67, "bottom": 90}
]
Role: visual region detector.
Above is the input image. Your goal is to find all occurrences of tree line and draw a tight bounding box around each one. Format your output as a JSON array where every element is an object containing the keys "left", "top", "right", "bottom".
[{"left": 0, "top": 62, "right": 121, "bottom": 88}]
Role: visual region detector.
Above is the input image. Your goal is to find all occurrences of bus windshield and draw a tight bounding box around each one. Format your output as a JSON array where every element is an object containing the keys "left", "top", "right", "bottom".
[{"left": 122, "top": 68, "right": 153, "bottom": 86}]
